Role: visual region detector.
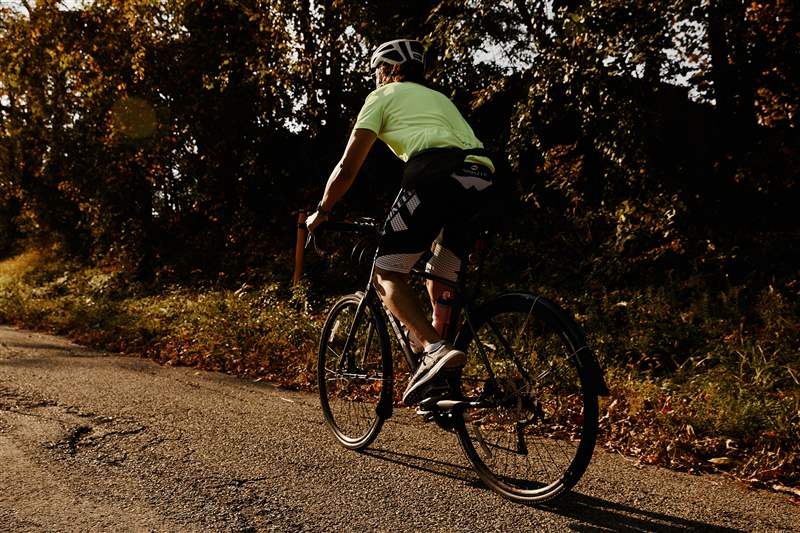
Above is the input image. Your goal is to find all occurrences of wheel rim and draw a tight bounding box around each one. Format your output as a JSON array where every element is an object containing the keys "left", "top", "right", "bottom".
[
  {"left": 319, "top": 301, "right": 387, "bottom": 446},
  {"left": 459, "top": 304, "right": 597, "bottom": 499}
]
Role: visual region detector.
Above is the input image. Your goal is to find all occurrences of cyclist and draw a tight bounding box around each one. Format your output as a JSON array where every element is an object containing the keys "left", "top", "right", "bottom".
[{"left": 306, "top": 38, "right": 497, "bottom": 405}]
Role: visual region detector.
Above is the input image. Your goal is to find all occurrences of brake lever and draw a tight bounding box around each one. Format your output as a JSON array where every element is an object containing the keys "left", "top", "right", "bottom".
[{"left": 305, "top": 233, "right": 324, "bottom": 255}]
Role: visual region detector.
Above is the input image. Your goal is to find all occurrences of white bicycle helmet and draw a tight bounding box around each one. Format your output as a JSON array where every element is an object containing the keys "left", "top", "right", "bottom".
[{"left": 369, "top": 39, "right": 426, "bottom": 70}]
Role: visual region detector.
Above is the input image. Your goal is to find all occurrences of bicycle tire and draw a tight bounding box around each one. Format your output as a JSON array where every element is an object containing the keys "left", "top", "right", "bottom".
[
  {"left": 318, "top": 293, "right": 392, "bottom": 450},
  {"left": 453, "top": 293, "right": 600, "bottom": 503}
]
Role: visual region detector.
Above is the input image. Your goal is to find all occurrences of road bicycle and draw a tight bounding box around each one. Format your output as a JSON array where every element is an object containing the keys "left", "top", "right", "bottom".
[{"left": 314, "top": 217, "right": 609, "bottom": 503}]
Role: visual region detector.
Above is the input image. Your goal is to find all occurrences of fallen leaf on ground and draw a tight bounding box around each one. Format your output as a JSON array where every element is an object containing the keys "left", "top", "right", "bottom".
[
  {"left": 772, "top": 484, "right": 800, "bottom": 497},
  {"left": 708, "top": 457, "right": 734, "bottom": 466}
]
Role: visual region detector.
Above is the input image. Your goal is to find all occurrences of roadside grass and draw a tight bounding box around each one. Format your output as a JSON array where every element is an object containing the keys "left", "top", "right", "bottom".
[
  {"left": 592, "top": 281, "right": 799, "bottom": 490},
  {"left": 602, "top": 362, "right": 798, "bottom": 487},
  {"left": 0, "top": 249, "right": 319, "bottom": 388},
  {"left": 0, "top": 248, "right": 797, "bottom": 491}
]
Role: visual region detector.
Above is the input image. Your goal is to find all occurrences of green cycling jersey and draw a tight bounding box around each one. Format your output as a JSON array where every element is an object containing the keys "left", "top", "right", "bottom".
[{"left": 354, "top": 81, "right": 495, "bottom": 173}]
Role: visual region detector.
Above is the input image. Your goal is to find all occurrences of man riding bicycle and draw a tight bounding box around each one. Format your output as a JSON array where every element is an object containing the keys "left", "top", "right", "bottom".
[{"left": 306, "top": 38, "right": 497, "bottom": 405}]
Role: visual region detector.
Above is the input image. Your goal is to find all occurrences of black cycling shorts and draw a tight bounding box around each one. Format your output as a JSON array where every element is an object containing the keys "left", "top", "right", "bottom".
[{"left": 374, "top": 162, "right": 495, "bottom": 275}]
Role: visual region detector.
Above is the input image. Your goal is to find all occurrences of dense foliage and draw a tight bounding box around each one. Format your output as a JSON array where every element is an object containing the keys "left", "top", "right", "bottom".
[
  {"left": 1, "top": 1, "right": 798, "bottom": 487},
  {"left": 1, "top": 1, "right": 797, "bottom": 268}
]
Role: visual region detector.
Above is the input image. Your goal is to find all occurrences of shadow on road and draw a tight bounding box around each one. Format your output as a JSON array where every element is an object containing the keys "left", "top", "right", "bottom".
[
  {"left": 543, "top": 494, "right": 745, "bottom": 533},
  {"left": 363, "top": 446, "right": 744, "bottom": 533},
  {"left": 362, "top": 447, "right": 481, "bottom": 488}
]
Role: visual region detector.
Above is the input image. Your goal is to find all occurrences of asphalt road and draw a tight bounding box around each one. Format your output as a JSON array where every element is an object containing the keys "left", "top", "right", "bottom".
[{"left": 0, "top": 325, "right": 796, "bottom": 532}]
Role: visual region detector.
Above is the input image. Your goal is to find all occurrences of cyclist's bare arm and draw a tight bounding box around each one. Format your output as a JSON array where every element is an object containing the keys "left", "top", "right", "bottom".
[{"left": 307, "top": 128, "right": 377, "bottom": 233}]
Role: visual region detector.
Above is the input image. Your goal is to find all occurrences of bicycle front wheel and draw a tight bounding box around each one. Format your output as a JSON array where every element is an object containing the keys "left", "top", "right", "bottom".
[
  {"left": 318, "top": 293, "right": 392, "bottom": 450},
  {"left": 454, "top": 293, "right": 600, "bottom": 503}
]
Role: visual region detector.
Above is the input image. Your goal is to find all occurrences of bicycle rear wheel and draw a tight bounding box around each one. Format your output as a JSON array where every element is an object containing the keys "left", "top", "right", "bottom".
[
  {"left": 454, "top": 293, "right": 600, "bottom": 503},
  {"left": 318, "top": 293, "right": 392, "bottom": 450}
]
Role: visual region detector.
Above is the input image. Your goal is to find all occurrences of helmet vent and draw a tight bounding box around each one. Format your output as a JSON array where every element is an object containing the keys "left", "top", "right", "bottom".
[{"left": 370, "top": 39, "right": 426, "bottom": 70}]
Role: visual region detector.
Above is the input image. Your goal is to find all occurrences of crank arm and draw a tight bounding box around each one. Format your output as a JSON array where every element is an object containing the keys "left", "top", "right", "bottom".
[{"left": 434, "top": 399, "right": 492, "bottom": 410}]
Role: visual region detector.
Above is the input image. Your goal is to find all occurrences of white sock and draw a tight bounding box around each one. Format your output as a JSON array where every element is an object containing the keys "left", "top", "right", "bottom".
[{"left": 425, "top": 340, "right": 445, "bottom": 353}]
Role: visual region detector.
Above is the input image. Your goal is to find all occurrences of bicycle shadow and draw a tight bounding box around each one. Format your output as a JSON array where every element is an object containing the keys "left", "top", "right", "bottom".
[
  {"left": 361, "top": 446, "right": 745, "bottom": 533},
  {"left": 361, "top": 447, "right": 482, "bottom": 487},
  {"left": 541, "top": 494, "right": 745, "bottom": 533}
]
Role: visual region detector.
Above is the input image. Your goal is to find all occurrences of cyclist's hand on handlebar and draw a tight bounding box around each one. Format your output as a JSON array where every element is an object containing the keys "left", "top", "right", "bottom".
[{"left": 305, "top": 210, "right": 328, "bottom": 235}]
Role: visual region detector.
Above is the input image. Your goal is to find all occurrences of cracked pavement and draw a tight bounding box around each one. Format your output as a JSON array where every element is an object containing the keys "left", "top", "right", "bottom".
[{"left": 0, "top": 325, "right": 797, "bottom": 532}]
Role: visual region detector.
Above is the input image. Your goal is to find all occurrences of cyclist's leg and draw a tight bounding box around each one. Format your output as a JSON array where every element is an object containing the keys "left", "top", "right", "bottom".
[
  {"left": 425, "top": 237, "right": 462, "bottom": 337},
  {"left": 374, "top": 268, "right": 439, "bottom": 347},
  {"left": 425, "top": 163, "right": 498, "bottom": 335},
  {"left": 372, "top": 186, "right": 451, "bottom": 348},
  {"left": 372, "top": 184, "right": 469, "bottom": 404}
]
